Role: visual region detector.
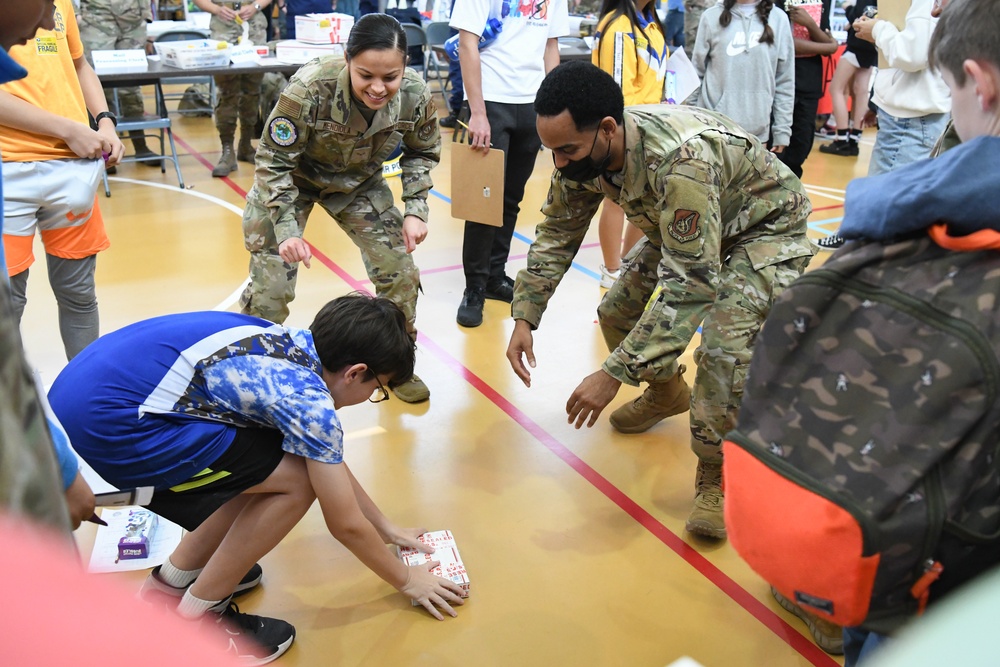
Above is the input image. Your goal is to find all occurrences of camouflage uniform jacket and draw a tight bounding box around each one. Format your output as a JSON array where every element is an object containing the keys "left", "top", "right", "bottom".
[
  {"left": 513, "top": 105, "right": 814, "bottom": 385},
  {"left": 78, "top": 0, "right": 153, "bottom": 23},
  {"left": 254, "top": 57, "right": 441, "bottom": 246}
]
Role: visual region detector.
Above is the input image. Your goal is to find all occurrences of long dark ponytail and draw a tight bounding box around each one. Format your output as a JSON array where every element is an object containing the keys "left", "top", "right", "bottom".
[{"left": 719, "top": 0, "right": 775, "bottom": 45}]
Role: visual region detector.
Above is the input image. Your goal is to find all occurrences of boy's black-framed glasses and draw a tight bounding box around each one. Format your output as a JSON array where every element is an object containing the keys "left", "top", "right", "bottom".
[{"left": 369, "top": 374, "right": 390, "bottom": 403}]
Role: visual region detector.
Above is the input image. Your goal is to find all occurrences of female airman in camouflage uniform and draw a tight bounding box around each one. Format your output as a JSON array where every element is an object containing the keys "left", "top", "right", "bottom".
[{"left": 240, "top": 14, "right": 440, "bottom": 403}]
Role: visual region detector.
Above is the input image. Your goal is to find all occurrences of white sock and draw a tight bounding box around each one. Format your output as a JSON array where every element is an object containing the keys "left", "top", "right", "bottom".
[
  {"left": 176, "top": 589, "right": 224, "bottom": 619},
  {"left": 158, "top": 558, "right": 203, "bottom": 589}
]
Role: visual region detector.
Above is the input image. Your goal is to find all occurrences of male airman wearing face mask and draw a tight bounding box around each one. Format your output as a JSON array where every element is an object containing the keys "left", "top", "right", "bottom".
[{"left": 506, "top": 62, "right": 814, "bottom": 540}]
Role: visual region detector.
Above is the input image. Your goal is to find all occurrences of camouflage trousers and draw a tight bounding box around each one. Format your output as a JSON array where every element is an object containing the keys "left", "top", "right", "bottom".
[
  {"left": 0, "top": 280, "right": 71, "bottom": 533},
  {"left": 211, "top": 13, "right": 267, "bottom": 140},
  {"left": 78, "top": 0, "right": 149, "bottom": 119},
  {"left": 683, "top": 0, "right": 714, "bottom": 56},
  {"left": 240, "top": 180, "right": 420, "bottom": 338},
  {"left": 598, "top": 240, "right": 809, "bottom": 463},
  {"left": 259, "top": 72, "right": 290, "bottom": 132},
  {"left": 214, "top": 71, "right": 265, "bottom": 140}
]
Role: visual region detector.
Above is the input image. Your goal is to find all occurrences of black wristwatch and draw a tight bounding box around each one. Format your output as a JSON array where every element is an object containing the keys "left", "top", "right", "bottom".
[{"left": 95, "top": 111, "right": 117, "bottom": 127}]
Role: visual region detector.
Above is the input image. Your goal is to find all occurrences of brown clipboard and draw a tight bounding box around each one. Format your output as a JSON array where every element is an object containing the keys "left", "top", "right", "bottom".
[{"left": 450, "top": 142, "right": 505, "bottom": 227}]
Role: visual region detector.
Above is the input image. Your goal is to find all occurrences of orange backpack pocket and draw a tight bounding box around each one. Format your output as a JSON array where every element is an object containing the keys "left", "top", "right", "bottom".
[{"left": 724, "top": 440, "right": 881, "bottom": 627}]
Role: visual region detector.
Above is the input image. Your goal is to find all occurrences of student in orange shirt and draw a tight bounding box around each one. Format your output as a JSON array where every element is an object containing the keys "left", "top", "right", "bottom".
[{"left": 0, "top": 0, "right": 123, "bottom": 360}]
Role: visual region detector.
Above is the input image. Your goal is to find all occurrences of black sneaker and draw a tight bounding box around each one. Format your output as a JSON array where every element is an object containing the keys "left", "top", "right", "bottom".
[
  {"left": 819, "top": 139, "right": 859, "bottom": 157},
  {"left": 439, "top": 114, "right": 459, "bottom": 128},
  {"left": 814, "top": 123, "right": 837, "bottom": 140},
  {"left": 206, "top": 601, "right": 295, "bottom": 665},
  {"left": 815, "top": 234, "right": 846, "bottom": 250},
  {"left": 484, "top": 275, "right": 514, "bottom": 303},
  {"left": 457, "top": 287, "right": 485, "bottom": 328},
  {"left": 140, "top": 563, "right": 264, "bottom": 604}
]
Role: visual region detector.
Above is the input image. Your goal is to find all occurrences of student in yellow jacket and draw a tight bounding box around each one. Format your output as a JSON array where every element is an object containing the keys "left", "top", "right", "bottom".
[{"left": 591, "top": 0, "right": 668, "bottom": 289}]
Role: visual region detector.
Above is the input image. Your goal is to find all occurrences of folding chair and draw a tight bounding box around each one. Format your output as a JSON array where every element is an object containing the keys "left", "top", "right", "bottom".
[
  {"left": 401, "top": 23, "right": 429, "bottom": 77},
  {"left": 101, "top": 78, "right": 185, "bottom": 196},
  {"left": 424, "top": 21, "right": 452, "bottom": 100}
]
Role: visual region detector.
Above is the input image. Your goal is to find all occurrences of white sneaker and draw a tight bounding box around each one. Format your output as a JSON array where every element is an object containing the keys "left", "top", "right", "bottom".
[{"left": 599, "top": 264, "right": 620, "bottom": 289}]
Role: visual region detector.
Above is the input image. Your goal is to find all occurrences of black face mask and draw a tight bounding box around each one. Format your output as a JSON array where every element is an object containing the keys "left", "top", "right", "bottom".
[{"left": 556, "top": 127, "right": 612, "bottom": 182}]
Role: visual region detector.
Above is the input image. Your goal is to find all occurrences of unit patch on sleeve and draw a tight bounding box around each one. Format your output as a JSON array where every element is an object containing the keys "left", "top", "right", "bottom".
[
  {"left": 668, "top": 209, "right": 702, "bottom": 243},
  {"left": 418, "top": 120, "right": 436, "bottom": 141},
  {"left": 268, "top": 117, "right": 298, "bottom": 147}
]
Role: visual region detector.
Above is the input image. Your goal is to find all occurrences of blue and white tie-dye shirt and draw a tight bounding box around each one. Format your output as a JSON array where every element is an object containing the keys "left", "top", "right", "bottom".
[{"left": 49, "top": 312, "right": 344, "bottom": 489}]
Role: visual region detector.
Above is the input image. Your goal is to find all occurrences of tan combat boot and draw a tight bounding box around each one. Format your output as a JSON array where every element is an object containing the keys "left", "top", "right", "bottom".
[
  {"left": 609, "top": 364, "right": 691, "bottom": 434},
  {"left": 236, "top": 127, "right": 255, "bottom": 163},
  {"left": 129, "top": 132, "right": 161, "bottom": 167},
  {"left": 391, "top": 374, "right": 430, "bottom": 403},
  {"left": 212, "top": 143, "right": 237, "bottom": 177},
  {"left": 771, "top": 587, "right": 844, "bottom": 655},
  {"left": 685, "top": 459, "right": 726, "bottom": 539}
]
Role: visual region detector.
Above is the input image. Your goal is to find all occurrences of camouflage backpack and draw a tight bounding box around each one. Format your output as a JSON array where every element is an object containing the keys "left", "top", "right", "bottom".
[{"left": 723, "top": 232, "right": 1000, "bottom": 634}]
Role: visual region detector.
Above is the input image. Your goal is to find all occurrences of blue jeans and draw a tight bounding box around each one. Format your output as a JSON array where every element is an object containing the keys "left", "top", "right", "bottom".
[
  {"left": 843, "top": 627, "right": 889, "bottom": 667},
  {"left": 666, "top": 9, "right": 685, "bottom": 49},
  {"left": 868, "top": 110, "right": 949, "bottom": 176}
]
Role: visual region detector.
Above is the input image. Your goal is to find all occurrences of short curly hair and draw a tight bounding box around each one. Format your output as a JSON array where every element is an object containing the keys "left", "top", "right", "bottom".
[{"left": 534, "top": 61, "right": 624, "bottom": 130}]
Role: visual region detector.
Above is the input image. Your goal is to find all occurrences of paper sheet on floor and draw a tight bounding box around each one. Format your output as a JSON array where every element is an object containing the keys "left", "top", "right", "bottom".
[{"left": 88, "top": 506, "right": 183, "bottom": 573}]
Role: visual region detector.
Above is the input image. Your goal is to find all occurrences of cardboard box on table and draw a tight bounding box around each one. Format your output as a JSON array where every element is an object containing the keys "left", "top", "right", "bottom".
[
  {"left": 275, "top": 40, "right": 345, "bottom": 65},
  {"left": 154, "top": 39, "right": 230, "bottom": 69},
  {"left": 294, "top": 13, "right": 356, "bottom": 44}
]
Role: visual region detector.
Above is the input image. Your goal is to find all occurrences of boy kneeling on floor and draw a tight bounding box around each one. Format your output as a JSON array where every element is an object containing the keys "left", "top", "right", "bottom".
[{"left": 49, "top": 293, "right": 465, "bottom": 665}]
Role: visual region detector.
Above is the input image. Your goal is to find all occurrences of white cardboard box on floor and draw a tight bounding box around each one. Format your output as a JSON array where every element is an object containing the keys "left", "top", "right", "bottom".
[{"left": 397, "top": 530, "right": 471, "bottom": 604}]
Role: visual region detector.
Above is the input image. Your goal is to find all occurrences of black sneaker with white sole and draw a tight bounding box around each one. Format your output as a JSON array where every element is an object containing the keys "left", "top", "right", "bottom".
[
  {"left": 814, "top": 234, "right": 846, "bottom": 250},
  {"left": 140, "top": 563, "right": 264, "bottom": 605},
  {"left": 207, "top": 601, "right": 295, "bottom": 666},
  {"left": 814, "top": 124, "right": 837, "bottom": 140}
]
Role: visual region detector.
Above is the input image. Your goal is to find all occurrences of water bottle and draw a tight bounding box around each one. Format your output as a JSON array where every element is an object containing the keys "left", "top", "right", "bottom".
[{"left": 444, "top": 18, "right": 504, "bottom": 61}]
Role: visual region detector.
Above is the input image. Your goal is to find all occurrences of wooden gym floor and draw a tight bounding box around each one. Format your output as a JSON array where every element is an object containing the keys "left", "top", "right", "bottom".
[{"left": 19, "top": 88, "right": 874, "bottom": 667}]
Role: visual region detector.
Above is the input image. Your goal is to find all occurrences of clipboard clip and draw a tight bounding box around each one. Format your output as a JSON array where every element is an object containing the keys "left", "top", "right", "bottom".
[{"left": 452, "top": 118, "right": 495, "bottom": 149}]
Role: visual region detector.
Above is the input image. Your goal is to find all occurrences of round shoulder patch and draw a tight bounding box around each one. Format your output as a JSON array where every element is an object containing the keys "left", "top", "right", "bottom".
[{"left": 268, "top": 117, "right": 298, "bottom": 147}]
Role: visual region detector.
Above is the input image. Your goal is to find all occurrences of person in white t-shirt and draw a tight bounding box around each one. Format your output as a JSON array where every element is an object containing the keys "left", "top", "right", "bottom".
[{"left": 450, "top": 0, "right": 569, "bottom": 328}]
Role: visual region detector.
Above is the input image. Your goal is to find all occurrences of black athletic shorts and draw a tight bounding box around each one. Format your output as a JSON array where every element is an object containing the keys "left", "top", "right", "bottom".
[{"left": 146, "top": 427, "right": 286, "bottom": 531}]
